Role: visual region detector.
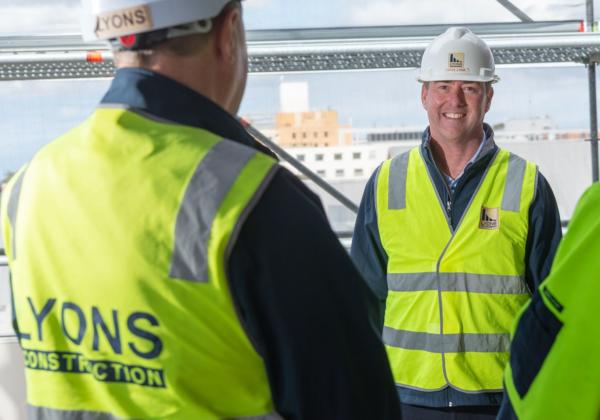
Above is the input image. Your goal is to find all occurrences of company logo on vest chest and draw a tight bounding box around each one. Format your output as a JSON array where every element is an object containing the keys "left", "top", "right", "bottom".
[{"left": 480, "top": 207, "right": 499, "bottom": 230}]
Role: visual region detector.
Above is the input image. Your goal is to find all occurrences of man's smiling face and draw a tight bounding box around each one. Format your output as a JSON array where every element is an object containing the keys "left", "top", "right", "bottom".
[{"left": 421, "top": 80, "right": 493, "bottom": 144}]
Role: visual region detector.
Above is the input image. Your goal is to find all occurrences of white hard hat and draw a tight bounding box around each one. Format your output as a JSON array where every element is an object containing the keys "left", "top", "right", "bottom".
[
  {"left": 81, "top": 0, "right": 232, "bottom": 42},
  {"left": 418, "top": 27, "right": 499, "bottom": 83}
]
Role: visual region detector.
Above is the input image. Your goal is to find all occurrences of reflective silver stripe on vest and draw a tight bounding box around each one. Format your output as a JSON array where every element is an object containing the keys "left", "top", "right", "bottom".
[
  {"left": 169, "top": 140, "right": 256, "bottom": 283},
  {"left": 501, "top": 153, "right": 527, "bottom": 212},
  {"left": 29, "top": 405, "right": 282, "bottom": 420},
  {"left": 28, "top": 405, "right": 122, "bottom": 420},
  {"left": 388, "top": 151, "right": 410, "bottom": 210},
  {"left": 387, "top": 272, "right": 529, "bottom": 294},
  {"left": 7, "top": 169, "right": 27, "bottom": 260},
  {"left": 382, "top": 327, "right": 511, "bottom": 353}
]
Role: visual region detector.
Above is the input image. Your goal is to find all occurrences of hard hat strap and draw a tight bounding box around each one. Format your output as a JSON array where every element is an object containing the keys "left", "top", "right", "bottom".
[{"left": 109, "top": 19, "right": 213, "bottom": 51}]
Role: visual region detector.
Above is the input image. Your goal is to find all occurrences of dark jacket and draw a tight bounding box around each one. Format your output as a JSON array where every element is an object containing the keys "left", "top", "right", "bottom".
[{"left": 351, "top": 124, "right": 562, "bottom": 408}]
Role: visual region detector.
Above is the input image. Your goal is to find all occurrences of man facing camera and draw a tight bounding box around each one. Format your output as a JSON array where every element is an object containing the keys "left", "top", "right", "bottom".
[{"left": 352, "top": 26, "right": 561, "bottom": 419}]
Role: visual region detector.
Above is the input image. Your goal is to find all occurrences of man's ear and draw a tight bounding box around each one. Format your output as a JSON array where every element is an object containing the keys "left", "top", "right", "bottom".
[
  {"left": 421, "top": 83, "right": 428, "bottom": 109},
  {"left": 213, "top": 4, "right": 242, "bottom": 63},
  {"left": 484, "top": 85, "right": 494, "bottom": 113}
]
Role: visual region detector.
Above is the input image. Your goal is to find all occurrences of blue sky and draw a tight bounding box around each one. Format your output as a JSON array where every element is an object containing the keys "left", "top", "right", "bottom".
[
  {"left": 2, "top": 0, "right": 598, "bottom": 32},
  {"left": 243, "top": 0, "right": 598, "bottom": 29},
  {"left": 0, "top": 0, "right": 598, "bottom": 178}
]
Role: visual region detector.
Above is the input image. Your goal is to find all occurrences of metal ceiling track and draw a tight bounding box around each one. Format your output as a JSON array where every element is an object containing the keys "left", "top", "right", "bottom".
[{"left": 0, "top": 20, "right": 598, "bottom": 81}]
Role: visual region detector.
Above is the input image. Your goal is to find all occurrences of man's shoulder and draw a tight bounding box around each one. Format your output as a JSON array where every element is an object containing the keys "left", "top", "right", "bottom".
[
  {"left": 214, "top": 136, "right": 278, "bottom": 166},
  {"left": 497, "top": 147, "right": 539, "bottom": 168},
  {"left": 263, "top": 166, "right": 323, "bottom": 210},
  {"left": 580, "top": 182, "right": 600, "bottom": 203},
  {"left": 233, "top": 165, "right": 335, "bottom": 264},
  {"left": 26, "top": 118, "right": 91, "bottom": 167},
  {"left": 380, "top": 146, "right": 420, "bottom": 176},
  {"left": 495, "top": 147, "right": 549, "bottom": 194},
  {"left": 393, "top": 146, "right": 420, "bottom": 160},
  {"left": 564, "top": 182, "right": 600, "bottom": 235}
]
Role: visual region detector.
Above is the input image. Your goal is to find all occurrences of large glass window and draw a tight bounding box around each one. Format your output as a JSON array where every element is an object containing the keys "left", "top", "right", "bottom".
[
  {"left": 0, "top": 0, "right": 598, "bottom": 231},
  {"left": 0, "top": 66, "right": 595, "bottom": 226}
]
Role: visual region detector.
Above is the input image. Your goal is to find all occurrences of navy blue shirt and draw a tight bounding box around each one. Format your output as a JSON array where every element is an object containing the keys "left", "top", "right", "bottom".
[
  {"left": 102, "top": 68, "right": 401, "bottom": 419},
  {"left": 351, "top": 125, "right": 562, "bottom": 408}
]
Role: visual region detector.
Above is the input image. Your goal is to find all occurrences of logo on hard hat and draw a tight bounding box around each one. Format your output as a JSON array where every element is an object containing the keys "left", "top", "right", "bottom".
[
  {"left": 95, "top": 5, "right": 154, "bottom": 39},
  {"left": 479, "top": 207, "right": 499, "bottom": 230},
  {"left": 448, "top": 52, "right": 465, "bottom": 69}
]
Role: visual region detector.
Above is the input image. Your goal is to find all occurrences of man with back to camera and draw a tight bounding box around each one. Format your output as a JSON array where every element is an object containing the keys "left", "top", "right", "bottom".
[
  {"left": 351, "top": 26, "right": 562, "bottom": 419},
  {"left": 0, "top": 1, "right": 401, "bottom": 418}
]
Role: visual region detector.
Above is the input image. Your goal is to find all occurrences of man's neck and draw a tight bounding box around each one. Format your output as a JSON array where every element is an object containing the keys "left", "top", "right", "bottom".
[{"left": 429, "top": 134, "right": 484, "bottom": 179}]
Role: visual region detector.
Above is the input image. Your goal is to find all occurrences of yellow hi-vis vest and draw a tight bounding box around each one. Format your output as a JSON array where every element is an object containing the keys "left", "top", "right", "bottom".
[
  {"left": 503, "top": 183, "right": 600, "bottom": 419},
  {"left": 1, "top": 107, "right": 280, "bottom": 419},
  {"left": 376, "top": 147, "right": 536, "bottom": 393}
]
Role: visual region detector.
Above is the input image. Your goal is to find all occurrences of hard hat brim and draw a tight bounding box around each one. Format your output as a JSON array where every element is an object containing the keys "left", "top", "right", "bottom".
[{"left": 417, "top": 74, "right": 500, "bottom": 83}]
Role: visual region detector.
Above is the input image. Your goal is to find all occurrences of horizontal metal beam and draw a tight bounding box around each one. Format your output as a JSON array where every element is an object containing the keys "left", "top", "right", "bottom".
[
  {"left": 246, "top": 20, "right": 583, "bottom": 41},
  {"left": 0, "top": 20, "right": 583, "bottom": 50},
  {"left": 249, "top": 32, "right": 600, "bottom": 72},
  {"left": 1, "top": 24, "right": 599, "bottom": 80}
]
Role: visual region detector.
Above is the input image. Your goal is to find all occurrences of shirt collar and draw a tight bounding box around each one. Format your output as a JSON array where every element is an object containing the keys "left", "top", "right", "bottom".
[
  {"left": 422, "top": 123, "right": 496, "bottom": 187},
  {"left": 100, "top": 68, "right": 271, "bottom": 155},
  {"left": 422, "top": 124, "right": 496, "bottom": 166},
  {"left": 464, "top": 130, "right": 489, "bottom": 171}
]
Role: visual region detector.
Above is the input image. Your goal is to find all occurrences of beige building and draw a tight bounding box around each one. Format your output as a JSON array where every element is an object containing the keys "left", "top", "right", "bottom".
[{"left": 276, "top": 110, "right": 352, "bottom": 148}]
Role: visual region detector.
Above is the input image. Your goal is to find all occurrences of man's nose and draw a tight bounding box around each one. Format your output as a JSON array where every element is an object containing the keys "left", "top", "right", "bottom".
[{"left": 448, "top": 87, "right": 467, "bottom": 107}]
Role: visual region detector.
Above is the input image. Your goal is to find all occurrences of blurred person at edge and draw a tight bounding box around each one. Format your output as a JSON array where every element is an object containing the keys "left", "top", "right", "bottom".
[
  {"left": 499, "top": 186, "right": 600, "bottom": 418},
  {"left": 351, "top": 26, "right": 561, "bottom": 420},
  {"left": 0, "top": 1, "right": 401, "bottom": 418}
]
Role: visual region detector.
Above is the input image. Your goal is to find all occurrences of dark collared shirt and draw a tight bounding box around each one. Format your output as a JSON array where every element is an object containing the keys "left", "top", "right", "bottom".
[
  {"left": 101, "top": 68, "right": 401, "bottom": 419},
  {"left": 439, "top": 132, "right": 490, "bottom": 193},
  {"left": 351, "top": 124, "right": 562, "bottom": 408}
]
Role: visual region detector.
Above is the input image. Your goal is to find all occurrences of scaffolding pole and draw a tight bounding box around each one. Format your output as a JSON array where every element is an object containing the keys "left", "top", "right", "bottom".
[
  {"left": 243, "top": 122, "right": 359, "bottom": 214},
  {"left": 587, "top": 0, "right": 599, "bottom": 183},
  {"left": 496, "top": 0, "right": 533, "bottom": 23}
]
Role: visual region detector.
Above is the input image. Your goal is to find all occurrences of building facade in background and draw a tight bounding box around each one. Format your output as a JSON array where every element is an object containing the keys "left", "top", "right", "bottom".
[{"left": 276, "top": 110, "right": 353, "bottom": 148}]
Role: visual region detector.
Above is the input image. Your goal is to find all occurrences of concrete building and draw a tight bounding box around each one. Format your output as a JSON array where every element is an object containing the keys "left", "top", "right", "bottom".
[
  {"left": 275, "top": 81, "right": 352, "bottom": 148},
  {"left": 276, "top": 110, "right": 352, "bottom": 148},
  {"left": 284, "top": 140, "right": 411, "bottom": 181}
]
